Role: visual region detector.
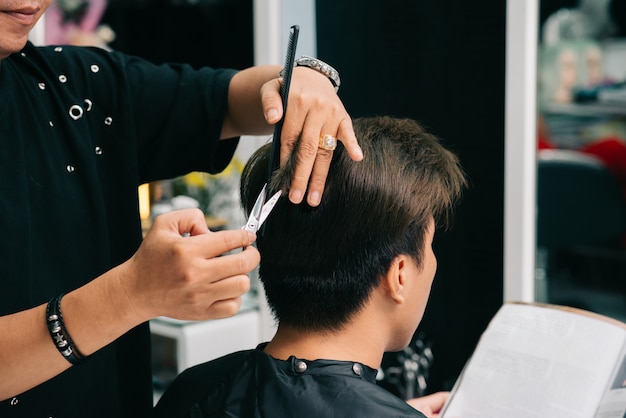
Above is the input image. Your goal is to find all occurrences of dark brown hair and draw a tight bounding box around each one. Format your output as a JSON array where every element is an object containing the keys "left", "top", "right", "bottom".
[{"left": 241, "top": 116, "right": 466, "bottom": 331}]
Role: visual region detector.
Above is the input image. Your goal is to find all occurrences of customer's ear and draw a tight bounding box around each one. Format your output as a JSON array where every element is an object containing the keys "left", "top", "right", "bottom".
[{"left": 383, "top": 255, "right": 409, "bottom": 305}]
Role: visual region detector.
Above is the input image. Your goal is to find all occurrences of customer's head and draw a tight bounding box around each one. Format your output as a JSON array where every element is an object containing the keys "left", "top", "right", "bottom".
[{"left": 241, "top": 116, "right": 465, "bottom": 338}]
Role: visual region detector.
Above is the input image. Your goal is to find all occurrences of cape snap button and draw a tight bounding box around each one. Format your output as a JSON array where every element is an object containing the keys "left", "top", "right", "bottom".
[{"left": 295, "top": 360, "right": 307, "bottom": 373}]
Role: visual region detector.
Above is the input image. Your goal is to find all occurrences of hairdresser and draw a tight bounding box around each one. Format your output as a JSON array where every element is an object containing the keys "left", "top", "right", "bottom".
[{"left": 0, "top": 1, "right": 362, "bottom": 416}]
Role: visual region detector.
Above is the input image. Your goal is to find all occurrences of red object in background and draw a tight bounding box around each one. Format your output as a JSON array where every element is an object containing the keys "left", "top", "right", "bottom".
[
  {"left": 537, "top": 112, "right": 557, "bottom": 150},
  {"left": 580, "top": 136, "right": 626, "bottom": 183},
  {"left": 538, "top": 133, "right": 557, "bottom": 150}
]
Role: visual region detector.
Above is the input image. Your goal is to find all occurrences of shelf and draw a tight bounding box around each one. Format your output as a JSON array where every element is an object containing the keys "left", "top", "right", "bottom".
[{"left": 542, "top": 102, "right": 626, "bottom": 118}]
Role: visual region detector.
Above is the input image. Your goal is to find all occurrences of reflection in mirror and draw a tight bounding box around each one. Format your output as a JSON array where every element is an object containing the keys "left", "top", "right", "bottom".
[{"left": 535, "top": 0, "right": 626, "bottom": 321}]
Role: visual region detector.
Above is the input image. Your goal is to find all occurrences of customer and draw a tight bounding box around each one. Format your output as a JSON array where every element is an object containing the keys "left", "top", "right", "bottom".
[
  {"left": 154, "top": 116, "right": 466, "bottom": 418},
  {"left": 0, "top": 1, "right": 362, "bottom": 417}
]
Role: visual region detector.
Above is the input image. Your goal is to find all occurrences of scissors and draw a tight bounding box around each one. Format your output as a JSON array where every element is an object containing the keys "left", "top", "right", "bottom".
[{"left": 242, "top": 184, "right": 282, "bottom": 234}]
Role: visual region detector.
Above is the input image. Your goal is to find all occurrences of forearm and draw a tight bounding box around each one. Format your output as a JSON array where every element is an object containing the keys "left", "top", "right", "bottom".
[
  {"left": 0, "top": 264, "right": 145, "bottom": 400},
  {"left": 221, "top": 65, "right": 282, "bottom": 139},
  {"left": 0, "top": 209, "right": 259, "bottom": 400}
]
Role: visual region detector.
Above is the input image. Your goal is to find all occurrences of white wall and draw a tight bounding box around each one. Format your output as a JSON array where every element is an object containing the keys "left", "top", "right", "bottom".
[{"left": 504, "top": 0, "right": 539, "bottom": 303}]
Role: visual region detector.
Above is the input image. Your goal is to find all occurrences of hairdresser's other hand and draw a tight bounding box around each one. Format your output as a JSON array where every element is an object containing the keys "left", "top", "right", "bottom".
[
  {"left": 261, "top": 66, "right": 363, "bottom": 207},
  {"left": 118, "top": 209, "right": 259, "bottom": 322},
  {"left": 406, "top": 392, "right": 450, "bottom": 418}
]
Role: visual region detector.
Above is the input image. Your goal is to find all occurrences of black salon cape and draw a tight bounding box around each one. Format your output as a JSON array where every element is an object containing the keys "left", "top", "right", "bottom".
[
  {"left": 0, "top": 42, "right": 238, "bottom": 417},
  {"left": 154, "top": 346, "right": 427, "bottom": 418}
]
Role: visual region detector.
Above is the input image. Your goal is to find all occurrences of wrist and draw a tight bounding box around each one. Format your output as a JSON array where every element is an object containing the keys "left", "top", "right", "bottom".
[
  {"left": 46, "top": 294, "right": 86, "bottom": 365},
  {"left": 109, "top": 260, "right": 154, "bottom": 324},
  {"left": 61, "top": 265, "right": 148, "bottom": 355}
]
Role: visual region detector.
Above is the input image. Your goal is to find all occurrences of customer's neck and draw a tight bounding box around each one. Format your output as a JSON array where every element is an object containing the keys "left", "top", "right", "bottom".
[{"left": 263, "top": 318, "right": 387, "bottom": 369}]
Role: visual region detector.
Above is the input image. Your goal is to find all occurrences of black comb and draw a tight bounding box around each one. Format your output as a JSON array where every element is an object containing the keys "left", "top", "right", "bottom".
[{"left": 267, "top": 25, "right": 300, "bottom": 185}]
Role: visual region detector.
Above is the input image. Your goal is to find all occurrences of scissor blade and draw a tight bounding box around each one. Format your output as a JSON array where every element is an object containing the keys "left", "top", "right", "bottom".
[
  {"left": 243, "top": 185, "right": 267, "bottom": 232},
  {"left": 250, "top": 185, "right": 267, "bottom": 217},
  {"left": 257, "top": 190, "right": 282, "bottom": 228}
]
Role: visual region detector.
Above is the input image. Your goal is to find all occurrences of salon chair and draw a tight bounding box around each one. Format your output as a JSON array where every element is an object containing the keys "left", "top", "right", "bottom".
[{"left": 536, "top": 149, "right": 626, "bottom": 313}]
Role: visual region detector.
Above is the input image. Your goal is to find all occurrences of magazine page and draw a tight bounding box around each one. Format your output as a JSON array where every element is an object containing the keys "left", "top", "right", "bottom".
[
  {"left": 442, "top": 303, "right": 626, "bottom": 418},
  {"left": 594, "top": 344, "right": 626, "bottom": 418}
]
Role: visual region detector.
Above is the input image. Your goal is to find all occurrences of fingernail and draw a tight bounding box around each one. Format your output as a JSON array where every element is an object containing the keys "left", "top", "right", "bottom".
[
  {"left": 354, "top": 146, "right": 364, "bottom": 160},
  {"left": 247, "top": 232, "right": 256, "bottom": 243},
  {"left": 308, "top": 192, "right": 321, "bottom": 207},
  {"left": 290, "top": 189, "right": 303, "bottom": 203},
  {"left": 266, "top": 108, "right": 279, "bottom": 122}
]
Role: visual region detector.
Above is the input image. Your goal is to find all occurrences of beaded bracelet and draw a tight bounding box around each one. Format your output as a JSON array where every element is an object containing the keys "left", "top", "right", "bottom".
[{"left": 46, "top": 294, "right": 85, "bottom": 366}]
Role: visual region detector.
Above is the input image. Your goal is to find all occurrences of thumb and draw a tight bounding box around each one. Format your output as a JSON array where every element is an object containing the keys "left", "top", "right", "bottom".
[
  {"left": 153, "top": 208, "right": 210, "bottom": 236},
  {"left": 260, "top": 78, "right": 284, "bottom": 124}
]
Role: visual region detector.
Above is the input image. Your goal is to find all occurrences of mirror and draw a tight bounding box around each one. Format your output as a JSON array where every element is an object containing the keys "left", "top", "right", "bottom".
[{"left": 534, "top": 0, "right": 626, "bottom": 321}]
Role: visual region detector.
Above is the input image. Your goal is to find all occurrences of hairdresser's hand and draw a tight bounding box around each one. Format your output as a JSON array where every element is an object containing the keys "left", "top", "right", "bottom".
[
  {"left": 119, "top": 209, "right": 260, "bottom": 321},
  {"left": 261, "top": 66, "right": 363, "bottom": 207},
  {"left": 406, "top": 392, "right": 450, "bottom": 418}
]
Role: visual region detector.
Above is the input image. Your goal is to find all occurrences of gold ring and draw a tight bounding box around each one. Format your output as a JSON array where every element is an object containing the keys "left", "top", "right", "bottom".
[{"left": 319, "top": 134, "right": 338, "bottom": 151}]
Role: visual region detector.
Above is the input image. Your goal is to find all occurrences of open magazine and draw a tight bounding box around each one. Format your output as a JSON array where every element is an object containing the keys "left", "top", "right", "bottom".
[{"left": 441, "top": 302, "right": 626, "bottom": 418}]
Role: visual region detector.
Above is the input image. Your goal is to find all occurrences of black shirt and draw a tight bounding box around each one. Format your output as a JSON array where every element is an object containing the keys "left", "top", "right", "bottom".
[{"left": 0, "top": 42, "right": 238, "bottom": 417}]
